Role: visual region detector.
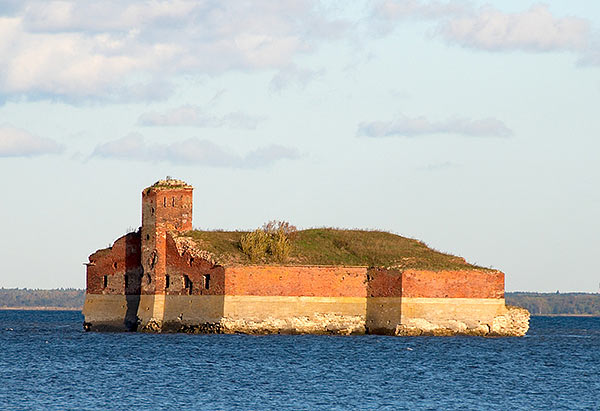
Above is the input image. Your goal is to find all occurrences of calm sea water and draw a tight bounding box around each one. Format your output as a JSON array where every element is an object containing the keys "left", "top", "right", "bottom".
[{"left": 1, "top": 311, "right": 599, "bottom": 410}]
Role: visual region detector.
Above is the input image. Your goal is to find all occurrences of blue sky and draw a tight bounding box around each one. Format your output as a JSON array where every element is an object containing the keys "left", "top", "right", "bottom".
[{"left": 1, "top": 0, "right": 598, "bottom": 291}]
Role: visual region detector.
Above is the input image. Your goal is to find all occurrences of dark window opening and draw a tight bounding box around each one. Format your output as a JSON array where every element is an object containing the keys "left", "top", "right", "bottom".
[
  {"left": 113, "top": 262, "right": 118, "bottom": 269},
  {"left": 184, "top": 275, "right": 192, "bottom": 295},
  {"left": 166, "top": 275, "right": 170, "bottom": 289},
  {"left": 172, "top": 197, "right": 175, "bottom": 206},
  {"left": 163, "top": 197, "right": 166, "bottom": 207},
  {"left": 103, "top": 275, "right": 108, "bottom": 288},
  {"left": 125, "top": 274, "right": 129, "bottom": 288},
  {"left": 151, "top": 207, "right": 155, "bottom": 215},
  {"left": 203, "top": 274, "right": 210, "bottom": 290},
  {"left": 149, "top": 251, "right": 157, "bottom": 269},
  {"left": 146, "top": 234, "right": 150, "bottom": 241},
  {"left": 189, "top": 257, "right": 194, "bottom": 267}
]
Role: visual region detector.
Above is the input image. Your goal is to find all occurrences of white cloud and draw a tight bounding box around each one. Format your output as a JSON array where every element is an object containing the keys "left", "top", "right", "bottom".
[
  {"left": 243, "top": 145, "right": 302, "bottom": 168},
  {"left": 21, "top": 1, "right": 197, "bottom": 33},
  {"left": 91, "top": 134, "right": 300, "bottom": 168},
  {"left": 440, "top": 5, "right": 590, "bottom": 52},
  {"left": 270, "top": 65, "right": 324, "bottom": 91},
  {"left": 138, "top": 105, "right": 263, "bottom": 129},
  {"left": 0, "top": 124, "right": 64, "bottom": 157},
  {"left": 373, "top": 1, "right": 590, "bottom": 53},
  {"left": 374, "top": 0, "right": 469, "bottom": 21},
  {"left": 0, "top": 1, "right": 347, "bottom": 101},
  {"left": 91, "top": 133, "right": 145, "bottom": 159},
  {"left": 357, "top": 114, "right": 513, "bottom": 138}
]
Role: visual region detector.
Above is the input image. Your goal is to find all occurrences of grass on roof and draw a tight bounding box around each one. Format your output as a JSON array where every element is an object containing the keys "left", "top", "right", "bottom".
[{"left": 180, "top": 228, "right": 490, "bottom": 271}]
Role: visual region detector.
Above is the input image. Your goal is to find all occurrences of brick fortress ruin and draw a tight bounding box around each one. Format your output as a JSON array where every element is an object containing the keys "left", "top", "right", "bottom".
[{"left": 83, "top": 179, "right": 529, "bottom": 336}]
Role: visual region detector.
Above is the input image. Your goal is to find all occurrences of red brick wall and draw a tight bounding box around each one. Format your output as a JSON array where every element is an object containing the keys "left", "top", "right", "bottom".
[
  {"left": 164, "top": 234, "right": 225, "bottom": 296},
  {"left": 366, "top": 268, "right": 403, "bottom": 297},
  {"left": 401, "top": 269, "right": 504, "bottom": 299},
  {"left": 86, "top": 232, "right": 142, "bottom": 295},
  {"left": 142, "top": 187, "right": 193, "bottom": 233},
  {"left": 141, "top": 186, "right": 193, "bottom": 295},
  {"left": 225, "top": 266, "right": 368, "bottom": 297}
]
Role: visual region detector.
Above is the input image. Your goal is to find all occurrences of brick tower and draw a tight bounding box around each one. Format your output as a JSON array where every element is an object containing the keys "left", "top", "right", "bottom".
[{"left": 139, "top": 177, "right": 193, "bottom": 324}]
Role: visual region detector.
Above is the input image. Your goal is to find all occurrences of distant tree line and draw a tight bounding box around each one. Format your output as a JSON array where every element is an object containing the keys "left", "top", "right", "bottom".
[
  {"left": 1, "top": 289, "right": 600, "bottom": 314},
  {"left": 506, "top": 292, "right": 600, "bottom": 315},
  {"left": 0, "top": 288, "right": 85, "bottom": 309}
]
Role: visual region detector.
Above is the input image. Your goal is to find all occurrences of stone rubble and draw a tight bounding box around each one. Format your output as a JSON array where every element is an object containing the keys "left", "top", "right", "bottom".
[
  {"left": 394, "top": 307, "right": 530, "bottom": 337},
  {"left": 173, "top": 236, "right": 218, "bottom": 266}
]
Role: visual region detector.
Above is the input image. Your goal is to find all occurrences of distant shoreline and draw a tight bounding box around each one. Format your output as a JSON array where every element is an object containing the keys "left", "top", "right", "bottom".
[
  {"left": 533, "top": 313, "right": 600, "bottom": 317},
  {"left": 0, "top": 306, "right": 81, "bottom": 311},
  {"left": 2, "top": 290, "right": 600, "bottom": 316},
  {"left": 0, "top": 307, "right": 598, "bottom": 317}
]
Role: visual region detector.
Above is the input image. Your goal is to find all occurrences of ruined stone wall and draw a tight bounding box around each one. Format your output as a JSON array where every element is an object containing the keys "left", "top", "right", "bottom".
[
  {"left": 83, "top": 232, "right": 143, "bottom": 331},
  {"left": 85, "top": 232, "right": 142, "bottom": 295},
  {"left": 158, "top": 234, "right": 226, "bottom": 330},
  {"left": 165, "top": 234, "right": 225, "bottom": 296}
]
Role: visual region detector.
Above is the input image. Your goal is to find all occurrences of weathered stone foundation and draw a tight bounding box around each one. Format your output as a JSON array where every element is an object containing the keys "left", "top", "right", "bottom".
[{"left": 83, "top": 293, "right": 529, "bottom": 336}]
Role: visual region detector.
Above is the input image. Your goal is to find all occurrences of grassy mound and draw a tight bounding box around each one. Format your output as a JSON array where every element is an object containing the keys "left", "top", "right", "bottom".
[{"left": 181, "top": 228, "right": 488, "bottom": 271}]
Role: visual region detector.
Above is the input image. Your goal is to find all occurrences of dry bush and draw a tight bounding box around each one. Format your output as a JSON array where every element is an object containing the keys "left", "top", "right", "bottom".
[
  {"left": 262, "top": 220, "right": 297, "bottom": 238},
  {"left": 240, "top": 221, "right": 296, "bottom": 263},
  {"left": 270, "top": 229, "right": 292, "bottom": 263},
  {"left": 239, "top": 229, "right": 271, "bottom": 262}
]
